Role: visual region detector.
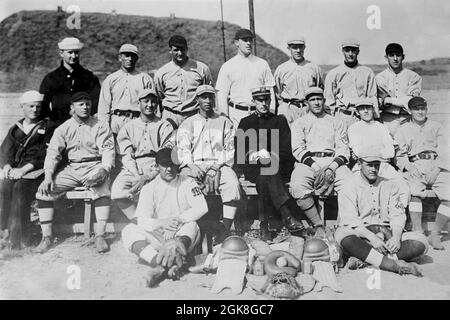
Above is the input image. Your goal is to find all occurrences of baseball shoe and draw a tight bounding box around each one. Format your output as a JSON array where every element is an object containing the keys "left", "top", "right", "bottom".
[
  {"left": 396, "top": 260, "right": 422, "bottom": 277},
  {"left": 34, "top": 236, "right": 53, "bottom": 254},
  {"left": 145, "top": 265, "right": 166, "bottom": 288},
  {"left": 345, "top": 256, "right": 368, "bottom": 270},
  {"left": 95, "top": 234, "right": 109, "bottom": 253},
  {"left": 428, "top": 232, "right": 445, "bottom": 250}
]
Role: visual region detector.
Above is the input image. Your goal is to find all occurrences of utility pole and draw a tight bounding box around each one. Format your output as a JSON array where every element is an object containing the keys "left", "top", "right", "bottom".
[
  {"left": 248, "top": 0, "right": 256, "bottom": 55},
  {"left": 220, "top": 0, "right": 227, "bottom": 62}
]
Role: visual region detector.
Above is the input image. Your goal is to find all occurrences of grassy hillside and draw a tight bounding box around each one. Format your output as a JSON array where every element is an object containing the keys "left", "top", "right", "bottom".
[{"left": 0, "top": 10, "right": 288, "bottom": 91}]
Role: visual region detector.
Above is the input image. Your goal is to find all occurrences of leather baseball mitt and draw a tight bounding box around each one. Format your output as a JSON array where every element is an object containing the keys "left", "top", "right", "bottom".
[
  {"left": 156, "top": 237, "right": 187, "bottom": 268},
  {"left": 314, "top": 167, "right": 336, "bottom": 195}
]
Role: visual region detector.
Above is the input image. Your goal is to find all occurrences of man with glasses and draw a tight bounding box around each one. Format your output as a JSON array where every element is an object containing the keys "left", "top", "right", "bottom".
[
  {"left": 216, "top": 28, "right": 275, "bottom": 127},
  {"left": 376, "top": 43, "right": 422, "bottom": 135}
]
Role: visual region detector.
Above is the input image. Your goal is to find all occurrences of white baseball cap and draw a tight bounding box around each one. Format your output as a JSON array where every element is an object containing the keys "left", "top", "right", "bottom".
[
  {"left": 58, "top": 37, "right": 84, "bottom": 50},
  {"left": 19, "top": 90, "right": 44, "bottom": 104}
]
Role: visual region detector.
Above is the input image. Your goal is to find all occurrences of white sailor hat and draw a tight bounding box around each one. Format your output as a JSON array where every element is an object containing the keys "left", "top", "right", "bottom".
[
  {"left": 58, "top": 37, "right": 84, "bottom": 50},
  {"left": 119, "top": 44, "right": 139, "bottom": 55},
  {"left": 19, "top": 90, "right": 44, "bottom": 104},
  {"left": 251, "top": 86, "right": 271, "bottom": 98}
]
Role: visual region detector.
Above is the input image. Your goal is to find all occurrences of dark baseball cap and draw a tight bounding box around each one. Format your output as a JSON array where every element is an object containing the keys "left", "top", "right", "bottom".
[
  {"left": 385, "top": 43, "right": 403, "bottom": 55},
  {"left": 168, "top": 35, "right": 188, "bottom": 48},
  {"left": 235, "top": 28, "right": 254, "bottom": 40},
  {"left": 408, "top": 96, "right": 427, "bottom": 109},
  {"left": 156, "top": 148, "right": 179, "bottom": 167},
  {"left": 71, "top": 91, "right": 91, "bottom": 103}
]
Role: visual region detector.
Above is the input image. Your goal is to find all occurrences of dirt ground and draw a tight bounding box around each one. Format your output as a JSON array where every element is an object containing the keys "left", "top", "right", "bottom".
[{"left": 1, "top": 231, "right": 450, "bottom": 300}]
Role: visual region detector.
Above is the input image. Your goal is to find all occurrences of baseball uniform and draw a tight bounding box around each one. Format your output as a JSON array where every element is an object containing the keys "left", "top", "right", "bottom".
[
  {"left": 215, "top": 54, "right": 275, "bottom": 127},
  {"left": 290, "top": 112, "right": 352, "bottom": 200},
  {"left": 324, "top": 63, "right": 378, "bottom": 128},
  {"left": 111, "top": 116, "right": 175, "bottom": 200},
  {"left": 36, "top": 116, "right": 115, "bottom": 201},
  {"left": 121, "top": 174, "right": 208, "bottom": 253},
  {"left": 376, "top": 67, "right": 422, "bottom": 135},
  {"left": 274, "top": 58, "right": 324, "bottom": 125},
  {"left": 97, "top": 69, "right": 155, "bottom": 134},
  {"left": 155, "top": 59, "right": 212, "bottom": 126},
  {"left": 177, "top": 113, "right": 240, "bottom": 203}
]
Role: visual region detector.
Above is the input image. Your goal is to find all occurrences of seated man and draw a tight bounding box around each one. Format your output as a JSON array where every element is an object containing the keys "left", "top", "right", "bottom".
[
  {"left": 121, "top": 148, "right": 208, "bottom": 287},
  {"left": 236, "top": 86, "right": 311, "bottom": 237},
  {"left": 335, "top": 147, "right": 428, "bottom": 276},
  {"left": 0, "top": 91, "right": 56, "bottom": 251},
  {"left": 111, "top": 88, "right": 175, "bottom": 220},
  {"left": 348, "top": 99, "right": 410, "bottom": 206},
  {"left": 35, "top": 92, "right": 115, "bottom": 253},
  {"left": 395, "top": 97, "right": 450, "bottom": 249},
  {"left": 290, "top": 87, "right": 351, "bottom": 230},
  {"left": 177, "top": 85, "right": 241, "bottom": 234}
]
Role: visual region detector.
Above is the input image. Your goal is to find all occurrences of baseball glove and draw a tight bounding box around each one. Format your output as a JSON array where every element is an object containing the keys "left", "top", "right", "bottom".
[
  {"left": 128, "top": 174, "right": 151, "bottom": 198},
  {"left": 156, "top": 237, "right": 187, "bottom": 268},
  {"left": 262, "top": 272, "right": 303, "bottom": 299},
  {"left": 314, "top": 167, "right": 336, "bottom": 196},
  {"left": 204, "top": 168, "right": 221, "bottom": 195},
  {"left": 264, "top": 250, "right": 300, "bottom": 277}
]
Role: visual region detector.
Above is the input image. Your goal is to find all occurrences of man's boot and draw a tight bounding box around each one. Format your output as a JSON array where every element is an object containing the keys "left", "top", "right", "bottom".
[
  {"left": 95, "top": 234, "right": 109, "bottom": 253},
  {"left": 145, "top": 265, "right": 167, "bottom": 288},
  {"left": 395, "top": 260, "right": 422, "bottom": 277},
  {"left": 34, "top": 236, "right": 53, "bottom": 254}
]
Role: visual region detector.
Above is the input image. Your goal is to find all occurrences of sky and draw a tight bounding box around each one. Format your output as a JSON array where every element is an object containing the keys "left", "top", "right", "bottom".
[{"left": 1, "top": 0, "right": 449, "bottom": 64}]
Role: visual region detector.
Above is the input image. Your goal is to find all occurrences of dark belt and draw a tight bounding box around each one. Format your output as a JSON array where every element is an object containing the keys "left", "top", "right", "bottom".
[
  {"left": 69, "top": 156, "right": 102, "bottom": 163},
  {"left": 409, "top": 151, "right": 437, "bottom": 162},
  {"left": 112, "top": 109, "right": 140, "bottom": 118},
  {"left": 282, "top": 98, "right": 304, "bottom": 107},
  {"left": 228, "top": 102, "right": 256, "bottom": 112},
  {"left": 310, "top": 151, "right": 334, "bottom": 158},
  {"left": 164, "top": 107, "right": 198, "bottom": 117},
  {"left": 133, "top": 151, "right": 156, "bottom": 160}
]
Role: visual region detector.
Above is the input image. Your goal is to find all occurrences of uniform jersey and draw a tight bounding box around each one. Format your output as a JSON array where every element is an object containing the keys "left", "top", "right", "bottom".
[
  {"left": 348, "top": 120, "right": 395, "bottom": 159},
  {"left": 338, "top": 172, "right": 406, "bottom": 229},
  {"left": 395, "top": 119, "right": 449, "bottom": 171},
  {"left": 44, "top": 116, "right": 115, "bottom": 174},
  {"left": 274, "top": 58, "right": 324, "bottom": 101},
  {"left": 154, "top": 59, "right": 212, "bottom": 114},
  {"left": 216, "top": 54, "right": 275, "bottom": 107},
  {"left": 135, "top": 175, "right": 208, "bottom": 232},
  {"left": 117, "top": 116, "right": 175, "bottom": 174},
  {"left": 97, "top": 69, "right": 155, "bottom": 123},
  {"left": 291, "top": 112, "right": 349, "bottom": 163},
  {"left": 177, "top": 113, "right": 235, "bottom": 168},
  {"left": 324, "top": 63, "right": 378, "bottom": 114}
]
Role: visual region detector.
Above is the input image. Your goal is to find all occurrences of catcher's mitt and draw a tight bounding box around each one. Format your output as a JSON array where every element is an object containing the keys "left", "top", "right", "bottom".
[
  {"left": 264, "top": 250, "right": 300, "bottom": 277},
  {"left": 314, "top": 167, "right": 336, "bottom": 196},
  {"left": 262, "top": 272, "right": 303, "bottom": 299},
  {"left": 156, "top": 237, "right": 187, "bottom": 268}
]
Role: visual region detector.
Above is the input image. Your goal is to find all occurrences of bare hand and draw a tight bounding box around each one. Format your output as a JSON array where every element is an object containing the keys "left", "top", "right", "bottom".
[
  {"left": 189, "top": 164, "right": 205, "bottom": 181},
  {"left": 38, "top": 177, "right": 54, "bottom": 196},
  {"left": 369, "top": 236, "right": 389, "bottom": 255},
  {"left": 84, "top": 168, "right": 109, "bottom": 188},
  {"left": 385, "top": 236, "right": 401, "bottom": 254},
  {"left": 406, "top": 164, "right": 422, "bottom": 180},
  {"left": 160, "top": 218, "right": 180, "bottom": 232},
  {"left": 425, "top": 167, "right": 440, "bottom": 187},
  {"left": 8, "top": 168, "right": 26, "bottom": 180}
]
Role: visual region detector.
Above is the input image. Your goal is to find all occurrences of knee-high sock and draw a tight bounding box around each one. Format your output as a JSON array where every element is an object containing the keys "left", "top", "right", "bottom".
[
  {"left": 115, "top": 199, "right": 136, "bottom": 220},
  {"left": 222, "top": 204, "right": 237, "bottom": 231},
  {"left": 38, "top": 208, "right": 54, "bottom": 237},
  {"left": 94, "top": 197, "right": 110, "bottom": 236},
  {"left": 409, "top": 197, "right": 423, "bottom": 232},
  {"left": 396, "top": 240, "right": 426, "bottom": 261},
  {"left": 434, "top": 202, "right": 450, "bottom": 233},
  {"left": 132, "top": 240, "right": 158, "bottom": 266},
  {"left": 296, "top": 197, "right": 322, "bottom": 226}
]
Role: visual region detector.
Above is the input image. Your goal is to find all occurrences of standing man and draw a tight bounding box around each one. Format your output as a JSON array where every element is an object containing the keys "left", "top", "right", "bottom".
[
  {"left": 98, "top": 44, "right": 155, "bottom": 134},
  {"left": 35, "top": 92, "right": 115, "bottom": 254},
  {"left": 236, "top": 86, "right": 310, "bottom": 237},
  {"left": 39, "top": 37, "right": 100, "bottom": 125},
  {"left": 0, "top": 91, "right": 57, "bottom": 251},
  {"left": 111, "top": 88, "right": 175, "bottom": 220},
  {"left": 155, "top": 35, "right": 212, "bottom": 127},
  {"left": 290, "top": 87, "right": 351, "bottom": 230},
  {"left": 324, "top": 39, "right": 378, "bottom": 128},
  {"left": 177, "top": 85, "right": 241, "bottom": 234},
  {"left": 395, "top": 97, "right": 450, "bottom": 250},
  {"left": 335, "top": 147, "right": 428, "bottom": 276},
  {"left": 376, "top": 43, "right": 422, "bottom": 135},
  {"left": 274, "top": 36, "right": 324, "bottom": 125},
  {"left": 121, "top": 148, "right": 208, "bottom": 287},
  {"left": 216, "top": 28, "right": 275, "bottom": 127}
]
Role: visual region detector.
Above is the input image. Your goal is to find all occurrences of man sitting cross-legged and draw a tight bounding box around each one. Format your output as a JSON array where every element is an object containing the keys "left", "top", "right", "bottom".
[
  {"left": 335, "top": 146, "right": 428, "bottom": 276},
  {"left": 121, "top": 148, "right": 208, "bottom": 287}
]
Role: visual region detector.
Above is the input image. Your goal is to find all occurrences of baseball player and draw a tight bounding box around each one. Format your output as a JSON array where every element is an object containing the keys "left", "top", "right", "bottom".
[
  {"left": 215, "top": 28, "right": 276, "bottom": 127},
  {"left": 376, "top": 43, "right": 422, "bottom": 135},
  {"left": 274, "top": 36, "right": 324, "bottom": 125},
  {"left": 0, "top": 91, "right": 56, "bottom": 251},
  {"left": 177, "top": 85, "right": 241, "bottom": 234},
  {"left": 111, "top": 88, "right": 176, "bottom": 220},
  {"left": 154, "top": 35, "right": 213, "bottom": 127},
  {"left": 324, "top": 39, "right": 378, "bottom": 128},
  {"left": 395, "top": 97, "right": 450, "bottom": 250},
  {"left": 39, "top": 37, "right": 100, "bottom": 125},
  {"left": 98, "top": 44, "right": 155, "bottom": 134},
  {"left": 348, "top": 99, "right": 410, "bottom": 206},
  {"left": 35, "top": 92, "right": 115, "bottom": 254},
  {"left": 289, "top": 87, "right": 351, "bottom": 232},
  {"left": 236, "top": 86, "right": 309, "bottom": 238},
  {"left": 335, "top": 147, "right": 428, "bottom": 276},
  {"left": 121, "top": 148, "right": 208, "bottom": 287}
]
